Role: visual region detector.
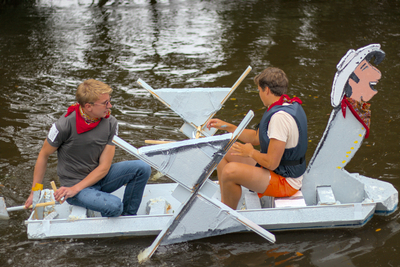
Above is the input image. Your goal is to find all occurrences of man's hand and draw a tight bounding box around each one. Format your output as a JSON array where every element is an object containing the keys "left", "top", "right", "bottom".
[
  {"left": 207, "top": 118, "right": 225, "bottom": 130},
  {"left": 24, "top": 192, "right": 34, "bottom": 209},
  {"left": 231, "top": 142, "right": 255, "bottom": 158},
  {"left": 206, "top": 118, "right": 237, "bottom": 133},
  {"left": 53, "top": 186, "right": 80, "bottom": 203}
]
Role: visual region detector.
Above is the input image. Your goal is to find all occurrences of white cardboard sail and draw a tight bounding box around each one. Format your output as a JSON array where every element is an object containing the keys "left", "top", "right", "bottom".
[{"left": 137, "top": 66, "right": 252, "bottom": 138}]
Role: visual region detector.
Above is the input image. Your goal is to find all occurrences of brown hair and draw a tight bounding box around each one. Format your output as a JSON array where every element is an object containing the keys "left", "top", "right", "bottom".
[
  {"left": 254, "top": 67, "right": 288, "bottom": 96},
  {"left": 76, "top": 79, "right": 113, "bottom": 105}
]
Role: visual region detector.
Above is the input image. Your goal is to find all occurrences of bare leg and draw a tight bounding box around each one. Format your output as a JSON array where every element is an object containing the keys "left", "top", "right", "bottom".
[
  {"left": 217, "top": 146, "right": 257, "bottom": 204},
  {"left": 220, "top": 162, "right": 270, "bottom": 209},
  {"left": 217, "top": 157, "right": 228, "bottom": 201}
]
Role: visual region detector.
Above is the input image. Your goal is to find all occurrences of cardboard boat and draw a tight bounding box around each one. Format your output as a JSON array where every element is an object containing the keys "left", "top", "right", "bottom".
[{"left": 21, "top": 44, "right": 398, "bottom": 262}]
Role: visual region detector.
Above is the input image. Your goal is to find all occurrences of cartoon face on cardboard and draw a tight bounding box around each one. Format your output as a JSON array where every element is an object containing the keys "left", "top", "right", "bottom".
[{"left": 348, "top": 59, "right": 382, "bottom": 102}]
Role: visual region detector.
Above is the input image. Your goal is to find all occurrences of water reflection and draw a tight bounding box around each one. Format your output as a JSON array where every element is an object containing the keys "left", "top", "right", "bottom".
[{"left": 1, "top": 0, "right": 400, "bottom": 266}]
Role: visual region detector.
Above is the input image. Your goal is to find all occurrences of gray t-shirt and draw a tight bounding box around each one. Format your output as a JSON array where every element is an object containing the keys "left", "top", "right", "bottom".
[{"left": 47, "top": 111, "right": 118, "bottom": 187}]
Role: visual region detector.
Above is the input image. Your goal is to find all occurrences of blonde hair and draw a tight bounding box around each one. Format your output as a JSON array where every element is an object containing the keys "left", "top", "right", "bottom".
[{"left": 76, "top": 79, "right": 113, "bottom": 105}]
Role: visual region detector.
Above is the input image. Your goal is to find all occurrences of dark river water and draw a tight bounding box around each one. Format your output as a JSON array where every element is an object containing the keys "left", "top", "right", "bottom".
[{"left": 1, "top": 0, "right": 400, "bottom": 266}]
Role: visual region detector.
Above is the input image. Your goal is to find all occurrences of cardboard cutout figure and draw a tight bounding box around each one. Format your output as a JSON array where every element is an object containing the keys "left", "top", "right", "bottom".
[{"left": 302, "top": 44, "right": 394, "bottom": 209}]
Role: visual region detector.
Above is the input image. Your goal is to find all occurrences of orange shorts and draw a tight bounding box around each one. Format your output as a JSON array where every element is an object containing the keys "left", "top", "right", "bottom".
[{"left": 257, "top": 171, "right": 298, "bottom": 198}]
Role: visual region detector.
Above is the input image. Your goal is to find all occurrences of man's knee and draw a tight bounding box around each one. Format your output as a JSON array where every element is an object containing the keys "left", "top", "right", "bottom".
[
  {"left": 103, "top": 200, "right": 123, "bottom": 217},
  {"left": 139, "top": 161, "right": 151, "bottom": 177},
  {"left": 127, "top": 160, "right": 151, "bottom": 177},
  {"left": 221, "top": 162, "right": 240, "bottom": 181}
]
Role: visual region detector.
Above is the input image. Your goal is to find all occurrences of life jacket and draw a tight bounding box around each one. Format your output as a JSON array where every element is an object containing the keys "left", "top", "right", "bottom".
[{"left": 258, "top": 102, "right": 308, "bottom": 178}]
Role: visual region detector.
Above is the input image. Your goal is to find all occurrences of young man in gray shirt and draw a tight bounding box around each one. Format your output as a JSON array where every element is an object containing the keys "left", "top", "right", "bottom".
[{"left": 25, "top": 79, "right": 151, "bottom": 217}]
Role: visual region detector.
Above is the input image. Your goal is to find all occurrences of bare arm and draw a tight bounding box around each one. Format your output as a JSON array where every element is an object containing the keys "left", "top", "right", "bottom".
[
  {"left": 231, "top": 138, "right": 286, "bottom": 170},
  {"left": 53, "top": 144, "right": 115, "bottom": 202},
  {"left": 25, "top": 139, "right": 58, "bottom": 208},
  {"left": 206, "top": 118, "right": 260, "bottom": 145}
]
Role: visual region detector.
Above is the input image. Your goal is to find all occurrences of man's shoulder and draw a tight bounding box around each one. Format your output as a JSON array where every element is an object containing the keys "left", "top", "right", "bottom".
[
  {"left": 108, "top": 114, "right": 117, "bottom": 121},
  {"left": 273, "top": 102, "right": 306, "bottom": 119},
  {"left": 101, "top": 115, "right": 118, "bottom": 136},
  {"left": 47, "top": 112, "right": 73, "bottom": 145},
  {"left": 103, "top": 114, "right": 118, "bottom": 125},
  {"left": 271, "top": 111, "right": 296, "bottom": 125},
  {"left": 55, "top": 112, "right": 74, "bottom": 129}
]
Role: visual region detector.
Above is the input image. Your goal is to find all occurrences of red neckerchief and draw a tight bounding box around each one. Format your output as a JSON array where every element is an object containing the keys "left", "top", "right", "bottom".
[
  {"left": 267, "top": 94, "right": 303, "bottom": 111},
  {"left": 65, "top": 103, "right": 110, "bottom": 134},
  {"left": 341, "top": 97, "right": 371, "bottom": 138}
]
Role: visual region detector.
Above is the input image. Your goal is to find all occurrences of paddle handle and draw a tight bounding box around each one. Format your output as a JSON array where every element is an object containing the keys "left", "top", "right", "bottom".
[
  {"left": 7, "top": 201, "right": 56, "bottom": 212},
  {"left": 50, "top": 181, "right": 58, "bottom": 192},
  {"left": 145, "top": 140, "right": 175, "bottom": 144}
]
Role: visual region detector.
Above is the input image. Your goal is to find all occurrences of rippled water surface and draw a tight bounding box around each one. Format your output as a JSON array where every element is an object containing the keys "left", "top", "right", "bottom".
[{"left": 1, "top": 0, "right": 400, "bottom": 266}]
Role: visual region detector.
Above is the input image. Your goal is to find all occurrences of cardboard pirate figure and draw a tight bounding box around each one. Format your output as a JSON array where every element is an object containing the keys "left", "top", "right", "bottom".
[
  {"left": 302, "top": 44, "right": 387, "bottom": 206},
  {"left": 334, "top": 44, "right": 385, "bottom": 139}
]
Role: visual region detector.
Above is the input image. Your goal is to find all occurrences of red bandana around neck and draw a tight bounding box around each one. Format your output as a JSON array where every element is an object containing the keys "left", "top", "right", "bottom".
[
  {"left": 341, "top": 97, "right": 371, "bottom": 138},
  {"left": 65, "top": 103, "right": 110, "bottom": 134},
  {"left": 267, "top": 94, "right": 303, "bottom": 111}
]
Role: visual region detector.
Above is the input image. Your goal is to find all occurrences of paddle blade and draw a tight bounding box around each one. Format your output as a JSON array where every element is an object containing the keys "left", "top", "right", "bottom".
[
  {"left": 0, "top": 197, "right": 10, "bottom": 220},
  {"left": 137, "top": 247, "right": 154, "bottom": 264}
]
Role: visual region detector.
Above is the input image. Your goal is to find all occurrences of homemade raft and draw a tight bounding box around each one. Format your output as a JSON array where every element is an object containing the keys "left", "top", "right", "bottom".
[{"left": 22, "top": 45, "right": 398, "bottom": 263}]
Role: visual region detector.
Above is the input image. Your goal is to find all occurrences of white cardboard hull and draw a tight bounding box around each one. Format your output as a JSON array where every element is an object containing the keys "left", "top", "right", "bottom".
[{"left": 25, "top": 182, "right": 390, "bottom": 240}]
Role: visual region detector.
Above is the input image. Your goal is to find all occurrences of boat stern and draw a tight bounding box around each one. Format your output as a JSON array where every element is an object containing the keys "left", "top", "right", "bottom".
[{"left": 356, "top": 174, "right": 398, "bottom": 215}]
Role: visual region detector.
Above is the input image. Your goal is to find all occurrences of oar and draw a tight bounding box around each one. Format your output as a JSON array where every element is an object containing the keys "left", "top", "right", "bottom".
[
  {"left": 0, "top": 181, "right": 59, "bottom": 220},
  {"left": 0, "top": 197, "right": 56, "bottom": 220},
  {"left": 7, "top": 201, "right": 56, "bottom": 211},
  {"left": 145, "top": 140, "right": 176, "bottom": 145}
]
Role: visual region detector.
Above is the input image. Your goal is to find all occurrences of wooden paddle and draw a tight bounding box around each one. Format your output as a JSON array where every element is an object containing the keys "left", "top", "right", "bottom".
[
  {"left": 0, "top": 181, "right": 59, "bottom": 220},
  {"left": 50, "top": 181, "right": 58, "bottom": 192},
  {"left": 7, "top": 201, "right": 56, "bottom": 211},
  {"left": 0, "top": 197, "right": 56, "bottom": 220},
  {"left": 145, "top": 140, "right": 175, "bottom": 144}
]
